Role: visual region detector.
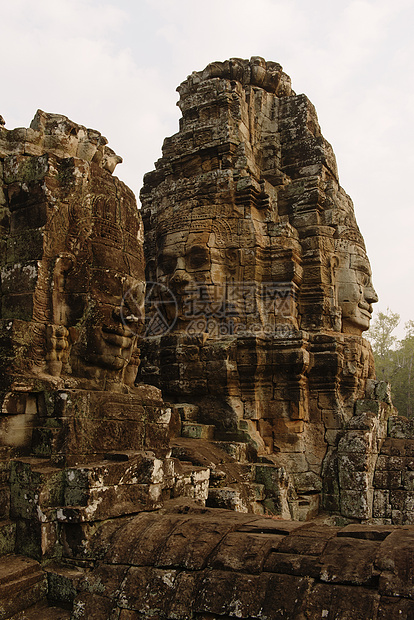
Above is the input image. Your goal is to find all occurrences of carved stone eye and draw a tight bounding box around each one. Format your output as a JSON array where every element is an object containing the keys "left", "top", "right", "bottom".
[
  {"left": 187, "top": 246, "right": 209, "bottom": 269},
  {"left": 359, "top": 273, "right": 370, "bottom": 288},
  {"left": 158, "top": 255, "right": 176, "bottom": 275}
]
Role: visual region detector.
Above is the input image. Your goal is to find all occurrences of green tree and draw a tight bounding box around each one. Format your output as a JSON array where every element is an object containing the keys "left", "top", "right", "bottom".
[
  {"left": 366, "top": 308, "right": 400, "bottom": 382},
  {"left": 366, "top": 311, "right": 414, "bottom": 418},
  {"left": 392, "top": 321, "right": 414, "bottom": 418}
]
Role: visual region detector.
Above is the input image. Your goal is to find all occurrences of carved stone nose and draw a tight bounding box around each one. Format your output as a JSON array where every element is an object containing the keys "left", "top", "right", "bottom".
[
  {"left": 171, "top": 270, "right": 190, "bottom": 286},
  {"left": 112, "top": 307, "right": 122, "bottom": 321},
  {"left": 366, "top": 286, "right": 379, "bottom": 304}
]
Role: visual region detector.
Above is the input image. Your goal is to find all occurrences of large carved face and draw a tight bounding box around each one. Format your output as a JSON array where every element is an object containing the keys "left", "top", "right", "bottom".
[
  {"left": 47, "top": 182, "right": 145, "bottom": 387},
  {"left": 154, "top": 225, "right": 240, "bottom": 332},
  {"left": 335, "top": 243, "right": 378, "bottom": 335},
  {"left": 69, "top": 245, "right": 144, "bottom": 373}
]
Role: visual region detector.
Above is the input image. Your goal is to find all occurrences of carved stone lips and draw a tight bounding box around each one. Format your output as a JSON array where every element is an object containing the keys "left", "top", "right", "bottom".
[
  {"left": 102, "top": 326, "right": 133, "bottom": 348},
  {"left": 359, "top": 303, "right": 373, "bottom": 316}
]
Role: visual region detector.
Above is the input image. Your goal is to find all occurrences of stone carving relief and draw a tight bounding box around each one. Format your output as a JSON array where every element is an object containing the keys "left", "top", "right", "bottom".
[
  {"left": 0, "top": 111, "right": 145, "bottom": 394},
  {"left": 0, "top": 112, "right": 158, "bottom": 466},
  {"left": 333, "top": 235, "right": 378, "bottom": 335},
  {"left": 140, "top": 57, "right": 382, "bottom": 518}
]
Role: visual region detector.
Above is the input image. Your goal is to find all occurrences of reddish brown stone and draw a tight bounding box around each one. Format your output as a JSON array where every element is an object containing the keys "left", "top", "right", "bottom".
[
  {"left": 102, "top": 513, "right": 186, "bottom": 565},
  {"left": 72, "top": 593, "right": 115, "bottom": 619},
  {"left": 155, "top": 516, "right": 239, "bottom": 570},
  {"left": 261, "top": 573, "right": 314, "bottom": 618},
  {"left": 263, "top": 551, "right": 321, "bottom": 578},
  {"left": 207, "top": 531, "right": 282, "bottom": 573},
  {"left": 140, "top": 57, "right": 379, "bottom": 520},
  {"left": 303, "top": 583, "right": 380, "bottom": 620},
  {"left": 168, "top": 571, "right": 202, "bottom": 619},
  {"left": 320, "top": 536, "right": 380, "bottom": 585},
  {"left": 194, "top": 571, "right": 269, "bottom": 617},
  {"left": 81, "top": 564, "right": 129, "bottom": 599},
  {"left": 194, "top": 570, "right": 239, "bottom": 616},
  {"left": 338, "top": 524, "right": 395, "bottom": 541},
  {"left": 0, "top": 554, "right": 48, "bottom": 618},
  {"left": 377, "top": 596, "right": 414, "bottom": 619},
  {"left": 276, "top": 524, "right": 338, "bottom": 556},
  {"left": 2, "top": 64, "right": 414, "bottom": 620},
  {"left": 236, "top": 519, "right": 304, "bottom": 535},
  {"left": 376, "top": 528, "right": 414, "bottom": 598},
  {"left": 118, "top": 611, "right": 141, "bottom": 620},
  {"left": 82, "top": 515, "right": 135, "bottom": 560},
  {"left": 119, "top": 566, "right": 178, "bottom": 615}
]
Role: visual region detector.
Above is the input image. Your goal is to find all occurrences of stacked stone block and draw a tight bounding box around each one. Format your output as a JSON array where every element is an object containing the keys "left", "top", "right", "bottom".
[{"left": 373, "top": 417, "right": 414, "bottom": 524}]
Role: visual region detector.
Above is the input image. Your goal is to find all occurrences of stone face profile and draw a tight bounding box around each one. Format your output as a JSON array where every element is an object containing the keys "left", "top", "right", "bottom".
[{"left": 334, "top": 235, "right": 378, "bottom": 335}]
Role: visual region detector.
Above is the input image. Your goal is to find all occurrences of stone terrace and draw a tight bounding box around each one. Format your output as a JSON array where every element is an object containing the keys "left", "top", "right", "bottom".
[{"left": 65, "top": 508, "right": 414, "bottom": 619}]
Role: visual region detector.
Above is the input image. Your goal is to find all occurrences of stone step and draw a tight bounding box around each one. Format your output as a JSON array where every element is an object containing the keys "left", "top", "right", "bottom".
[
  {"left": 0, "top": 555, "right": 47, "bottom": 619},
  {"left": 208, "top": 463, "right": 255, "bottom": 487},
  {"left": 181, "top": 422, "right": 215, "bottom": 440},
  {"left": 170, "top": 403, "right": 199, "bottom": 422},
  {"left": 30, "top": 387, "right": 170, "bottom": 462},
  {"left": 45, "top": 563, "right": 84, "bottom": 609},
  {"left": 289, "top": 494, "right": 320, "bottom": 522},
  {"left": 56, "top": 481, "right": 164, "bottom": 523},
  {"left": 9, "top": 601, "right": 71, "bottom": 619},
  {"left": 212, "top": 441, "right": 257, "bottom": 463},
  {"left": 11, "top": 452, "right": 169, "bottom": 524},
  {"left": 57, "top": 454, "right": 168, "bottom": 522},
  {"left": 9, "top": 458, "right": 64, "bottom": 521},
  {"left": 207, "top": 481, "right": 266, "bottom": 514},
  {"left": 207, "top": 486, "right": 249, "bottom": 513},
  {"left": 0, "top": 554, "right": 42, "bottom": 585},
  {"left": 213, "top": 430, "right": 252, "bottom": 443},
  {"left": 171, "top": 463, "right": 210, "bottom": 502},
  {"left": 171, "top": 459, "right": 194, "bottom": 466},
  {"left": 170, "top": 438, "right": 268, "bottom": 512},
  {"left": 63, "top": 451, "right": 164, "bottom": 503},
  {"left": 0, "top": 519, "right": 16, "bottom": 556}
]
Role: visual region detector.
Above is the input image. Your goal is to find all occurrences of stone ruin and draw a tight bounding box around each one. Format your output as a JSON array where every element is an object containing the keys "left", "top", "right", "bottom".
[
  {"left": 139, "top": 57, "right": 391, "bottom": 522},
  {"left": 0, "top": 58, "right": 414, "bottom": 618}
]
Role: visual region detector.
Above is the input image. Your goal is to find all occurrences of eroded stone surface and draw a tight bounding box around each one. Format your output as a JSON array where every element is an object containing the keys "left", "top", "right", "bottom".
[
  {"left": 0, "top": 111, "right": 144, "bottom": 394},
  {"left": 65, "top": 509, "right": 414, "bottom": 619},
  {"left": 140, "top": 57, "right": 381, "bottom": 518},
  {"left": 0, "top": 113, "right": 197, "bottom": 579}
]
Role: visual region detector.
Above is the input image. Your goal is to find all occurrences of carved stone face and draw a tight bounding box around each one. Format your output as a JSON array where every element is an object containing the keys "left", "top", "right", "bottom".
[
  {"left": 155, "top": 227, "right": 240, "bottom": 330},
  {"left": 64, "top": 191, "right": 145, "bottom": 385},
  {"left": 157, "top": 232, "right": 212, "bottom": 285},
  {"left": 335, "top": 244, "right": 378, "bottom": 335},
  {"left": 0, "top": 117, "right": 145, "bottom": 394},
  {"left": 43, "top": 179, "right": 145, "bottom": 387},
  {"left": 70, "top": 267, "right": 144, "bottom": 375}
]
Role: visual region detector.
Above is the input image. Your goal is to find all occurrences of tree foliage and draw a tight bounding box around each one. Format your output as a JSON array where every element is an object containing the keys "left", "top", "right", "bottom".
[{"left": 366, "top": 310, "right": 414, "bottom": 418}]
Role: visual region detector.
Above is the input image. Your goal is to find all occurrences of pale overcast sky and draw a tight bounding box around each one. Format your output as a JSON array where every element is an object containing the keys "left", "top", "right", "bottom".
[{"left": 1, "top": 0, "right": 413, "bottom": 336}]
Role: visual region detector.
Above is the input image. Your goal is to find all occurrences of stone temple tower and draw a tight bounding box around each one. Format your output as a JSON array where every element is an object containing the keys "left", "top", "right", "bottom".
[{"left": 140, "top": 57, "right": 384, "bottom": 519}]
